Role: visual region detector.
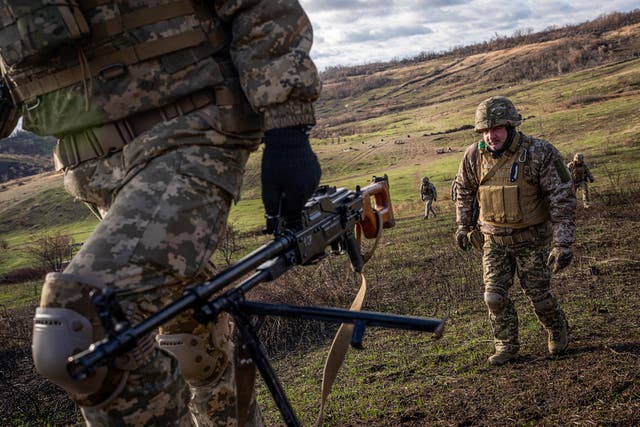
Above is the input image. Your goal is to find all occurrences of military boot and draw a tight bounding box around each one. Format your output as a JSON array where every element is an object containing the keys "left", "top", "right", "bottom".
[
  {"left": 548, "top": 319, "right": 568, "bottom": 355},
  {"left": 488, "top": 343, "right": 519, "bottom": 366}
]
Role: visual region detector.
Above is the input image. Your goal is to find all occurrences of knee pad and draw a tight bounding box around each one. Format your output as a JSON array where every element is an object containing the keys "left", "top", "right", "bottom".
[
  {"left": 157, "top": 333, "right": 228, "bottom": 384},
  {"left": 32, "top": 272, "right": 108, "bottom": 397},
  {"left": 484, "top": 291, "right": 506, "bottom": 313},
  {"left": 33, "top": 272, "right": 154, "bottom": 405},
  {"left": 532, "top": 292, "right": 556, "bottom": 314}
]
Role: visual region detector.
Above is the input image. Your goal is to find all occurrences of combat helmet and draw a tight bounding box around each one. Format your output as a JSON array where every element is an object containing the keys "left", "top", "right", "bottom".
[
  {"left": 474, "top": 96, "right": 522, "bottom": 132},
  {"left": 422, "top": 176, "right": 429, "bottom": 183},
  {"left": 574, "top": 153, "right": 584, "bottom": 163}
]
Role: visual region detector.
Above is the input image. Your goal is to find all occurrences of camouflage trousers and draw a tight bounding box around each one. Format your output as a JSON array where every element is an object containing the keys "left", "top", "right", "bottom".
[
  {"left": 423, "top": 197, "right": 436, "bottom": 218},
  {"left": 574, "top": 181, "right": 590, "bottom": 207},
  {"left": 482, "top": 239, "right": 566, "bottom": 349},
  {"left": 40, "top": 113, "right": 263, "bottom": 426}
]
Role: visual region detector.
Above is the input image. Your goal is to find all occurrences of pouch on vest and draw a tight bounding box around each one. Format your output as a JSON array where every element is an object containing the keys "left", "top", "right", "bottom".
[
  {"left": 0, "top": 1, "right": 90, "bottom": 67},
  {"left": 479, "top": 184, "right": 522, "bottom": 224}
]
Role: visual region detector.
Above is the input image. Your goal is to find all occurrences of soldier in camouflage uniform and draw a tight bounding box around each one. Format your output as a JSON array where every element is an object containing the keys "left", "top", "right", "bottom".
[
  {"left": 567, "top": 153, "right": 595, "bottom": 208},
  {"left": 1, "top": 1, "right": 321, "bottom": 425},
  {"left": 452, "top": 96, "right": 576, "bottom": 366},
  {"left": 420, "top": 176, "right": 437, "bottom": 219}
]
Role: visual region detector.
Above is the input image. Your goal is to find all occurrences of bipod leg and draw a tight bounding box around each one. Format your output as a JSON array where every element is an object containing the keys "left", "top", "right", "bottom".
[{"left": 229, "top": 306, "right": 300, "bottom": 427}]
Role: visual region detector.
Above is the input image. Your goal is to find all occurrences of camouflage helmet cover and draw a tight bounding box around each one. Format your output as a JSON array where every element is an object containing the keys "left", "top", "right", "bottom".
[{"left": 474, "top": 96, "right": 522, "bottom": 132}]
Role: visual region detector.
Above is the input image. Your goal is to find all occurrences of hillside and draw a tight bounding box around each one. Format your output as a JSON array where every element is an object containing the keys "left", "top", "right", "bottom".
[
  {"left": 0, "top": 130, "right": 55, "bottom": 183},
  {"left": 0, "top": 10, "right": 639, "bottom": 426}
]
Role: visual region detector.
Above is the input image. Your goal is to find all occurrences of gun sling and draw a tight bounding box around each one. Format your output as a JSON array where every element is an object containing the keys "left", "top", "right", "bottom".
[{"left": 315, "top": 211, "right": 382, "bottom": 426}]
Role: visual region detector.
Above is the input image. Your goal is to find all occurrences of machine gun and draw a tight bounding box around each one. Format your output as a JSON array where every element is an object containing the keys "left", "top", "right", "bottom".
[{"left": 67, "top": 175, "right": 446, "bottom": 426}]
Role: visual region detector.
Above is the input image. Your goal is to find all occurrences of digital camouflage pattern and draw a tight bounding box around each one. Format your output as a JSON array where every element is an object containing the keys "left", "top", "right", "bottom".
[
  {"left": 8, "top": 0, "right": 321, "bottom": 425},
  {"left": 454, "top": 99, "right": 576, "bottom": 360},
  {"left": 59, "top": 129, "right": 262, "bottom": 425},
  {"left": 567, "top": 153, "right": 594, "bottom": 208},
  {"left": 3, "top": 0, "right": 321, "bottom": 136},
  {"left": 454, "top": 133, "right": 576, "bottom": 247},
  {"left": 474, "top": 96, "right": 522, "bottom": 132},
  {"left": 483, "top": 241, "right": 567, "bottom": 349}
]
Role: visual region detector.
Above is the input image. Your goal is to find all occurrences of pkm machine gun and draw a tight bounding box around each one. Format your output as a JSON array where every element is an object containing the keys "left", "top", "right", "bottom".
[{"left": 67, "top": 175, "right": 445, "bottom": 427}]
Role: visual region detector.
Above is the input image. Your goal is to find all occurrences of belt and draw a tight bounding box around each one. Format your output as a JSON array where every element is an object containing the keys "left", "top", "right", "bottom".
[
  {"left": 487, "top": 229, "right": 536, "bottom": 245},
  {"left": 53, "top": 89, "right": 216, "bottom": 170}
]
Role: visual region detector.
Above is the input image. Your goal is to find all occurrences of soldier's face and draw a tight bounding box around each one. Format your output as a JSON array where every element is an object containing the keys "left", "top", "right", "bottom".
[{"left": 483, "top": 126, "right": 508, "bottom": 151}]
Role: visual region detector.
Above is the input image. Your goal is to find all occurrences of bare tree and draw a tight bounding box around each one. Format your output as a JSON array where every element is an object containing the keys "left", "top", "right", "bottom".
[
  {"left": 218, "top": 223, "right": 241, "bottom": 266},
  {"left": 23, "top": 231, "right": 74, "bottom": 272}
]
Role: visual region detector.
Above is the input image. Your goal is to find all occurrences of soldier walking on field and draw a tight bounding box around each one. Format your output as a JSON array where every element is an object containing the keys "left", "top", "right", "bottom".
[
  {"left": 567, "top": 153, "right": 595, "bottom": 208},
  {"left": 1, "top": 0, "right": 321, "bottom": 425},
  {"left": 452, "top": 96, "right": 577, "bottom": 366},
  {"left": 420, "top": 176, "right": 438, "bottom": 219}
]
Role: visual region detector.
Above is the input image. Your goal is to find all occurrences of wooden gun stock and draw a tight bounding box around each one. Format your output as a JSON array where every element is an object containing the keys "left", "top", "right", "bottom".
[{"left": 359, "top": 174, "right": 395, "bottom": 239}]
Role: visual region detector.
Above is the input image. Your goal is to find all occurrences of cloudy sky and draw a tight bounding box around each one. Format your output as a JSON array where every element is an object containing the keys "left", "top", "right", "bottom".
[{"left": 298, "top": 0, "right": 640, "bottom": 70}]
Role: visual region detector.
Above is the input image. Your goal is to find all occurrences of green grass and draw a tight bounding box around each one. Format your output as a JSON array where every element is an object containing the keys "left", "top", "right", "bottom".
[{"left": 0, "top": 280, "right": 41, "bottom": 309}]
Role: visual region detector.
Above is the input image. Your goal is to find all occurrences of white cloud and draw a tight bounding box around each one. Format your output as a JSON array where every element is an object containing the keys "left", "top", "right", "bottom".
[{"left": 299, "top": 0, "right": 640, "bottom": 70}]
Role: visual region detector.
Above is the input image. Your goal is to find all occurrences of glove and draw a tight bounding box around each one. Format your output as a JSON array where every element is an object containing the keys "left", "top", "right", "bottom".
[
  {"left": 468, "top": 229, "right": 485, "bottom": 250},
  {"left": 547, "top": 246, "right": 573, "bottom": 273},
  {"left": 455, "top": 226, "right": 471, "bottom": 251},
  {"left": 261, "top": 127, "right": 321, "bottom": 232},
  {"left": 421, "top": 195, "right": 426, "bottom": 201}
]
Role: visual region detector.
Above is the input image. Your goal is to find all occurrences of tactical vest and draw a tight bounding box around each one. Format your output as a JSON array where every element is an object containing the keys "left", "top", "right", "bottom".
[
  {"left": 1, "top": 0, "right": 262, "bottom": 169},
  {"left": 477, "top": 133, "right": 550, "bottom": 229},
  {"left": 421, "top": 183, "right": 435, "bottom": 198}
]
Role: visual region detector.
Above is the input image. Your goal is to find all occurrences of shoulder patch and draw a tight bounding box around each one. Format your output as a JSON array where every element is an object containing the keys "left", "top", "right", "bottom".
[{"left": 554, "top": 158, "right": 571, "bottom": 183}]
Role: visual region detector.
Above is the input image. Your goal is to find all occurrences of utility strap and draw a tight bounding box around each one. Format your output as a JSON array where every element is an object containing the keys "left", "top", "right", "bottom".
[
  {"left": 315, "top": 272, "right": 367, "bottom": 427},
  {"left": 315, "top": 210, "right": 382, "bottom": 426},
  {"left": 478, "top": 133, "right": 522, "bottom": 185},
  {"left": 13, "top": 30, "right": 208, "bottom": 102},
  {"left": 53, "top": 88, "right": 216, "bottom": 170}
]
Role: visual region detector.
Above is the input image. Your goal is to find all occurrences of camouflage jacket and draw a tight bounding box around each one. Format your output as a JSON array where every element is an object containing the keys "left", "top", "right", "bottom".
[
  {"left": 1, "top": 0, "right": 321, "bottom": 137},
  {"left": 567, "top": 161, "right": 594, "bottom": 184},
  {"left": 420, "top": 181, "right": 437, "bottom": 200},
  {"left": 453, "top": 132, "right": 577, "bottom": 247}
]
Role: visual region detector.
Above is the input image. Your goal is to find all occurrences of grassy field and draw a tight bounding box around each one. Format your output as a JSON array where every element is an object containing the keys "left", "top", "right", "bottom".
[
  {"left": 1, "top": 18, "right": 639, "bottom": 426},
  {"left": 251, "top": 180, "right": 640, "bottom": 426},
  {"left": 1, "top": 56, "right": 639, "bottom": 273}
]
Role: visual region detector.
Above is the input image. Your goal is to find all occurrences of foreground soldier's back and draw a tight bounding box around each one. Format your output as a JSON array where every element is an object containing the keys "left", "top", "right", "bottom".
[{"left": 1, "top": 1, "right": 321, "bottom": 425}]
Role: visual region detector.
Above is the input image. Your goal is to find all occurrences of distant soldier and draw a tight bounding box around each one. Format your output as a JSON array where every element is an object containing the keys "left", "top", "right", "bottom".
[
  {"left": 420, "top": 176, "right": 437, "bottom": 219},
  {"left": 453, "top": 96, "right": 576, "bottom": 366},
  {"left": 567, "top": 153, "right": 595, "bottom": 208}
]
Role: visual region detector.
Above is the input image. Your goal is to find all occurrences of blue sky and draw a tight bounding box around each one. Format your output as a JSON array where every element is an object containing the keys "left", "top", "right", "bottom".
[{"left": 298, "top": 0, "right": 640, "bottom": 70}]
